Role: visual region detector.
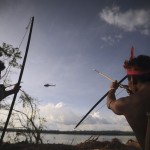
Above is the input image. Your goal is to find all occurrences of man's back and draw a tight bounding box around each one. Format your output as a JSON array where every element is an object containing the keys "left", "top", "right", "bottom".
[
  {"left": 107, "top": 54, "right": 150, "bottom": 149},
  {"left": 124, "top": 83, "right": 150, "bottom": 149}
]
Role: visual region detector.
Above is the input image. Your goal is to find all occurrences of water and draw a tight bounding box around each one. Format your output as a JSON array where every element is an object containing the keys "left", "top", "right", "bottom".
[
  {"left": 41, "top": 134, "right": 136, "bottom": 145},
  {"left": 2, "top": 132, "right": 136, "bottom": 145}
]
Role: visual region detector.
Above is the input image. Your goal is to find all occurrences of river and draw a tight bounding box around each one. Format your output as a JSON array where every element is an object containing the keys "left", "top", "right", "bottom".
[{"left": 2, "top": 132, "right": 136, "bottom": 145}]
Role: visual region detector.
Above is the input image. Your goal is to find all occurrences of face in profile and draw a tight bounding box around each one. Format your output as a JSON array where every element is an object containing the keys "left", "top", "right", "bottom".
[{"left": 128, "top": 76, "right": 138, "bottom": 93}]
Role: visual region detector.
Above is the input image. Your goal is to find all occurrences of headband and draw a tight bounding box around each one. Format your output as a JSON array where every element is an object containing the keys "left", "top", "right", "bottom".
[
  {"left": 126, "top": 70, "right": 150, "bottom": 75},
  {"left": 125, "top": 47, "right": 150, "bottom": 75}
]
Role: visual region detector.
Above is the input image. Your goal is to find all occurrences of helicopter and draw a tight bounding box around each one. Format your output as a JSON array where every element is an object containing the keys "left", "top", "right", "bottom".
[{"left": 44, "top": 83, "right": 56, "bottom": 87}]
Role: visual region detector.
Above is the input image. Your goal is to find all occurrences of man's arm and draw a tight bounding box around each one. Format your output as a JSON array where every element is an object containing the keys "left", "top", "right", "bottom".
[
  {"left": 107, "top": 81, "right": 128, "bottom": 115},
  {"left": 4, "top": 84, "right": 20, "bottom": 98},
  {"left": 107, "top": 89, "right": 116, "bottom": 109}
]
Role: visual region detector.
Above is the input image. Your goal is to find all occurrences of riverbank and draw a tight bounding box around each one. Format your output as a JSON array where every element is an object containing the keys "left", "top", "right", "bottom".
[
  {"left": 0, "top": 128, "right": 134, "bottom": 136},
  {"left": 0, "top": 138, "right": 141, "bottom": 150}
]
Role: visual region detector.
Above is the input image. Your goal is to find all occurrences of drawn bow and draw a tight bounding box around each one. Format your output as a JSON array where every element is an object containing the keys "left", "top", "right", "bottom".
[{"left": 74, "top": 75, "right": 127, "bottom": 129}]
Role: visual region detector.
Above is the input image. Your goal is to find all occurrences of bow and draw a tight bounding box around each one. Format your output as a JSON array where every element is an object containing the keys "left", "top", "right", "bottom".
[
  {"left": 74, "top": 75, "right": 127, "bottom": 129},
  {"left": 0, "top": 17, "right": 34, "bottom": 143}
]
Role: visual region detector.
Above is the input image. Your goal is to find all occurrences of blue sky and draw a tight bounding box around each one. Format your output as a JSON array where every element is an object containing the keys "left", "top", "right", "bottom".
[{"left": 0, "top": 0, "right": 150, "bottom": 131}]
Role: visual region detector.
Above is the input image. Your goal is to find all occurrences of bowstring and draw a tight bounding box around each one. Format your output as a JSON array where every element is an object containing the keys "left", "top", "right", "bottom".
[
  {"left": 18, "top": 18, "right": 32, "bottom": 49},
  {"left": 78, "top": 88, "right": 125, "bottom": 128},
  {"left": 3, "top": 18, "right": 32, "bottom": 85}
]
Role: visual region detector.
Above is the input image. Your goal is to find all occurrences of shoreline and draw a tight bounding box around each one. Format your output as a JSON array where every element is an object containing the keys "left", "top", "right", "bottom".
[{"left": 0, "top": 128, "right": 134, "bottom": 136}]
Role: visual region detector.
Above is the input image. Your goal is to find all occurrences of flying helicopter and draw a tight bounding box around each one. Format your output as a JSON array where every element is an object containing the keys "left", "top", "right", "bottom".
[{"left": 44, "top": 83, "right": 56, "bottom": 87}]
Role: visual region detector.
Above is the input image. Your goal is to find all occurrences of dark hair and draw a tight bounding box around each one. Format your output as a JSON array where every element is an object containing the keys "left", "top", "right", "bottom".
[
  {"left": 0, "top": 61, "right": 5, "bottom": 71},
  {"left": 125, "top": 55, "right": 150, "bottom": 83}
]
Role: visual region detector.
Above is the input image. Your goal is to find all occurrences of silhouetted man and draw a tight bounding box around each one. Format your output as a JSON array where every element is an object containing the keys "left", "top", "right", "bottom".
[{"left": 107, "top": 55, "right": 150, "bottom": 150}]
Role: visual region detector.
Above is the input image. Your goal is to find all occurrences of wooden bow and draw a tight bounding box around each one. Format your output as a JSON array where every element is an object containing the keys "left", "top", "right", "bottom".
[
  {"left": 0, "top": 17, "right": 34, "bottom": 143},
  {"left": 74, "top": 75, "right": 128, "bottom": 129}
]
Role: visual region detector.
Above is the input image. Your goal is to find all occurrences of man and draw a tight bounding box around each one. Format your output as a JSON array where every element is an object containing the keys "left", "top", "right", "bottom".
[
  {"left": 0, "top": 60, "right": 20, "bottom": 101},
  {"left": 107, "top": 54, "right": 150, "bottom": 150}
]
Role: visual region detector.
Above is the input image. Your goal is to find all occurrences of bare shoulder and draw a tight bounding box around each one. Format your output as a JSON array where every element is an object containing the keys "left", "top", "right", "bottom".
[
  {"left": 118, "top": 96, "right": 132, "bottom": 105},
  {"left": 133, "top": 89, "right": 150, "bottom": 104},
  {"left": 112, "top": 96, "right": 131, "bottom": 115}
]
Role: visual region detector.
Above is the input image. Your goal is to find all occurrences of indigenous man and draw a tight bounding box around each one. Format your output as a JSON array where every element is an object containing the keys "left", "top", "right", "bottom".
[
  {"left": 0, "top": 60, "right": 20, "bottom": 101},
  {"left": 107, "top": 54, "right": 150, "bottom": 150}
]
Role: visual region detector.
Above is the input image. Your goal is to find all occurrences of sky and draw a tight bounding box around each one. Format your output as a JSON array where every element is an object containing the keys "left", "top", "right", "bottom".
[{"left": 0, "top": 0, "right": 150, "bottom": 131}]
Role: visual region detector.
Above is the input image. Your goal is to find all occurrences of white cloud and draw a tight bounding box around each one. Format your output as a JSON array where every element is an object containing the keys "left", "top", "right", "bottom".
[
  {"left": 86, "top": 112, "right": 110, "bottom": 124},
  {"left": 55, "top": 102, "right": 64, "bottom": 108},
  {"left": 101, "top": 34, "right": 123, "bottom": 45},
  {"left": 91, "top": 112, "right": 101, "bottom": 119},
  {"left": 110, "top": 114, "right": 128, "bottom": 125},
  {"left": 39, "top": 103, "right": 111, "bottom": 127},
  {"left": 99, "top": 6, "right": 150, "bottom": 35},
  {"left": 0, "top": 102, "right": 131, "bottom": 131},
  {"left": 39, "top": 103, "right": 131, "bottom": 131},
  {"left": 39, "top": 102, "right": 80, "bottom": 126}
]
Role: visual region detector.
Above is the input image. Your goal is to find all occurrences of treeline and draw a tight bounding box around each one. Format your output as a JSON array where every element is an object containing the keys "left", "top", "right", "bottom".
[{"left": 0, "top": 128, "right": 134, "bottom": 136}]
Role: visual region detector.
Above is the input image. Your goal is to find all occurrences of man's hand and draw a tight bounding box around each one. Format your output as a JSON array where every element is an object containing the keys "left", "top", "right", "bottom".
[
  {"left": 110, "top": 80, "right": 119, "bottom": 91},
  {"left": 13, "top": 84, "right": 21, "bottom": 94},
  {"left": 121, "top": 85, "right": 133, "bottom": 95}
]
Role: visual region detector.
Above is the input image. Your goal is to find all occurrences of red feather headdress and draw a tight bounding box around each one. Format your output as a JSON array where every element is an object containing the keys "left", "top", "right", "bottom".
[{"left": 124, "top": 47, "right": 150, "bottom": 75}]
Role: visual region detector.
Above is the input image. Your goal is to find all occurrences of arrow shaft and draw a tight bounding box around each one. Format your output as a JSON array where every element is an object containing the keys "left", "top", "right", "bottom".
[
  {"left": 94, "top": 69, "right": 114, "bottom": 82},
  {"left": 94, "top": 69, "right": 125, "bottom": 88}
]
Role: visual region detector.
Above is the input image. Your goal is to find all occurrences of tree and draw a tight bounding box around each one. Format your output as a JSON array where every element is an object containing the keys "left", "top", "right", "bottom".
[
  {"left": 13, "top": 90, "right": 46, "bottom": 144},
  {"left": 0, "top": 43, "right": 22, "bottom": 84}
]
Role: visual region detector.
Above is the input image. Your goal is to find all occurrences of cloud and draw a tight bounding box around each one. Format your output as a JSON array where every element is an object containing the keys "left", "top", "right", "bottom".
[
  {"left": 39, "top": 102, "right": 80, "bottom": 126},
  {"left": 40, "top": 103, "right": 111, "bottom": 127},
  {"left": 101, "top": 34, "right": 123, "bottom": 45},
  {"left": 79, "top": 112, "right": 132, "bottom": 131},
  {"left": 55, "top": 102, "right": 64, "bottom": 108},
  {"left": 0, "top": 102, "right": 131, "bottom": 131},
  {"left": 110, "top": 114, "right": 128, "bottom": 125},
  {"left": 99, "top": 6, "right": 150, "bottom": 35},
  {"left": 86, "top": 112, "right": 111, "bottom": 124},
  {"left": 39, "top": 103, "right": 131, "bottom": 131}
]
